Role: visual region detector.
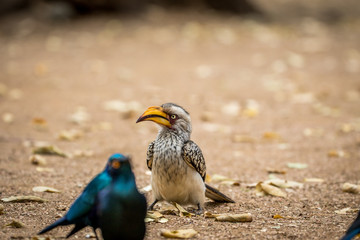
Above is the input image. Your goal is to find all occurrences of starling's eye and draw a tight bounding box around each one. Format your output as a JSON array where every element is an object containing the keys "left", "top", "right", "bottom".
[
  {"left": 170, "top": 114, "right": 177, "bottom": 120},
  {"left": 111, "top": 161, "right": 121, "bottom": 169}
]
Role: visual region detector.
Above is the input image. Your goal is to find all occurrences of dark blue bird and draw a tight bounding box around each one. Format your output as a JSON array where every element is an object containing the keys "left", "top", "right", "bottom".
[
  {"left": 97, "top": 154, "right": 147, "bottom": 240},
  {"left": 342, "top": 209, "right": 360, "bottom": 240},
  {"left": 38, "top": 153, "right": 129, "bottom": 239}
]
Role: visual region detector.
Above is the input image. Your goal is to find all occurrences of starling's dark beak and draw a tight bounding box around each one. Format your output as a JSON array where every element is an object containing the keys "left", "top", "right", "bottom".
[{"left": 136, "top": 106, "right": 171, "bottom": 128}]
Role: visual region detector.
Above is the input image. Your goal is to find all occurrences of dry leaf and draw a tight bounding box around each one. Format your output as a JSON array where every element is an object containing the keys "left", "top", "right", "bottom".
[
  {"left": 268, "top": 174, "right": 280, "bottom": 180},
  {"left": 211, "top": 174, "right": 233, "bottom": 183},
  {"left": 215, "top": 213, "right": 253, "bottom": 222},
  {"left": 303, "top": 128, "right": 324, "bottom": 137},
  {"left": 73, "top": 149, "right": 94, "bottom": 158},
  {"left": 31, "top": 117, "right": 48, "bottom": 131},
  {"left": 31, "top": 237, "right": 55, "bottom": 240},
  {"left": 173, "top": 202, "right": 194, "bottom": 217},
  {"left": 265, "top": 179, "right": 303, "bottom": 188},
  {"left": 219, "top": 180, "right": 240, "bottom": 186},
  {"left": 261, "top": 182, "right": 287, "bottom": 197},
  {"left": 291, "top": 92, "right": 315, "bottom": 104},
  {"left": 272, "top": 214, "right": 283, "bottom": 219},
  {"left": 157, "top": 203, "right": 191, "bottom": 217},
  {"left": 255, "top": 183, "right": 266, "bottom": 196},
  {"left": 271, "top": 225, "right": 281, "bottom": 229},
  {"left": 335, "top": 207, "right": 352, "bottom": 214},
  {"left": 144, "top": 217, "right": 155, "bottom": 223},
  {"left": 69, "top": 107, "right": 90, "bottom": 124},
  {"left": 208, "top": 174, "right": 240, "bottom": 186},
  {"left": 263, "top": 132, "right": 282, "bottom": 141},
  {"left": 312, "top": 102, "right": 340, "bottom": 117},
  {"left": 221, "top": 101, "right": 241, "bottom": 117},
  {"left": 57, "top": 129, "right": 83, "bottom": 141},
  {"left": 200, "top": 111, "right": 214, "bottom": 122},
  {"left": 161, "top": 229, "right": 198, "bottom": 239},
  {"left": 277, "top": 143, "right": 290, "bottom": 150},
  {"left": 232, "top": 135, "right": 256, "bottom": 143},
  {"left": 204, "top": 211, "right": 221, "bottom": 218},
  {"left": 146, "top": 211, "right": 163, "bottom": 219},
  {"left": 145, "top": 217, "right": 169, "bottom": 223},
  {"left": 5, "top": 220, "right": 25, "bottom": 228},
  {"left": 29, "top": 155, "right": 47, "bottom": 166},
  {"left": 342, "top": 183, "right": 360, "bottom": 194},
  {"left": 242, "top": 99, "right": 260, "bottom": 117},
  {"left": 157, "top": 218, "right": 169, "bottom": 223},
  {"left": 266, "top": 168, "right": 286, "bottom": 174},
  {"left": 33, "top": 145, "right": 68, "bottom": 158},
  {"left": 32, "top": 186, "right": 61, "bottom": 193},
  {"left": 245, "top": 182, "right": 258, "bottom": 188},
  {"left": 328, "top": 150, "right": 346, "bottom": 158},
  {"left": 36, "top": 167, "right": 54, "bottom": 172},
  {"left": 256, "top": 182, "right": 287, "bottom": 197},
  {"left": 158, "top": 204, "right": 179, "bottom": 216},
  {"left": 287, "top": 162, "right": 308, "bottom": 169},
  {"left": 1, "top": 195, "right": 47, "bottom": 203},
  {"left": 304, "top": 178, "right": 324, "bottom": 183},
  {"left": 242, "top": 107, "right": 259, "bottom": 118},
  {"left": 339, "top": 123, "right": 354, "bottom": 133},
  {"left": 32, "top": 118, "right": 47, "bottom": 126},
  {"left": 145, "top": 211, "right": 168, "bottom": 223},
  {"left": 2, "top": 112, "right": 14, "bottom": 123}
]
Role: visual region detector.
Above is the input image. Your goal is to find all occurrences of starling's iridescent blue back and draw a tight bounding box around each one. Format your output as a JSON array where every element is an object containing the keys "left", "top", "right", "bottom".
[
  {"left": 97, "top": 160, "right": 147, "bottom": 240},
  {"left": 342, "top": 209, "right": 360, "bottom": 240},
  {"left": 38, "top": 153, "right": 128, "bottom": 238}
]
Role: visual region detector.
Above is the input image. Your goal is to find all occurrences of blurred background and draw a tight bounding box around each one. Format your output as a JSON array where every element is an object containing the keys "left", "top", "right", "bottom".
[
  {"left": 1, "top": 0, "right": 360, "bottom": 20},
  {"left": 0, "top": 1, "right": 360, "bottom": 239}
]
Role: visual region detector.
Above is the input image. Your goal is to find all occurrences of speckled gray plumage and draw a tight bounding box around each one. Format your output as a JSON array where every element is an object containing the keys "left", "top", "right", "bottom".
[
  {"left": 145, "top": 103, "right": 234, "bottom": 210},
  {"left": 146, "top": 141, "right": 154, "bottom": 171},
  {"left": 182, "top": 140, "right": 206, "bottom": 180},
  {"left": 149, "top": 130, "right": 191, "bottom": 184},
  {"left": 146, "top": 138, "right": 206, "bottom": 181}
]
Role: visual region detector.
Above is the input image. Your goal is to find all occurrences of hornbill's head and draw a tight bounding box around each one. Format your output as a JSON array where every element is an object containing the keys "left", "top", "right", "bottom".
[{"left": 136, "top": 103, "right": 192, "bottom": 135}]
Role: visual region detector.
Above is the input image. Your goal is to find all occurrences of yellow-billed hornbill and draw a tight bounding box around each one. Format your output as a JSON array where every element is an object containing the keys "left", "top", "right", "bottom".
[{"left": 136, "top": 103, "right": 234, "bottom": 213}]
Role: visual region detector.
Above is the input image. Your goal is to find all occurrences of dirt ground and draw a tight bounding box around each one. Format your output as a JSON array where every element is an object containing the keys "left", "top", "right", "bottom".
[{"left": 0, "top": 5, "right": 360, "bottom": 240}]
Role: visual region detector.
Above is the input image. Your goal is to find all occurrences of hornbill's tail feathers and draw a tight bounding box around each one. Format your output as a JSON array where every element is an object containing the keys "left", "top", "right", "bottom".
[{"left": 205, "top": 183, "right": 235, "bottom": 203}]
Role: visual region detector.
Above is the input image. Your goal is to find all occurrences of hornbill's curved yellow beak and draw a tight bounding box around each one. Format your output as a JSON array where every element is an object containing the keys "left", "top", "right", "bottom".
[{"left": 136, "top": 106, "right": 171, "bottom": 128}]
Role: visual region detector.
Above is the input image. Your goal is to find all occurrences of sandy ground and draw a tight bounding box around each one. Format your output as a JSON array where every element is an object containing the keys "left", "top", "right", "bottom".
[{"left": 0, "top": 7, "right": 360, "bottom": 240}]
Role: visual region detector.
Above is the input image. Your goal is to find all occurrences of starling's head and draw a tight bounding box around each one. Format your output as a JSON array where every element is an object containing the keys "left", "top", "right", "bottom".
[
  {"left": 106, "top": 153, "right": 132, "bottom": 177},
  {"left": 136, "top": 103, "right": 192, "bottom": 135}
]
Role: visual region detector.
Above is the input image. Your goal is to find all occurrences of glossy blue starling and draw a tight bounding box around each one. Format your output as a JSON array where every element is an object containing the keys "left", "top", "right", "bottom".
[
  {"left": 38, "top": 153, "right": 129, "bottom": 239},
  {"left": 97, "top": 154, "right": 147, "bottom": 240},
  {"left": 342, "top": 209, "right": 360, "bottom": 240}
]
